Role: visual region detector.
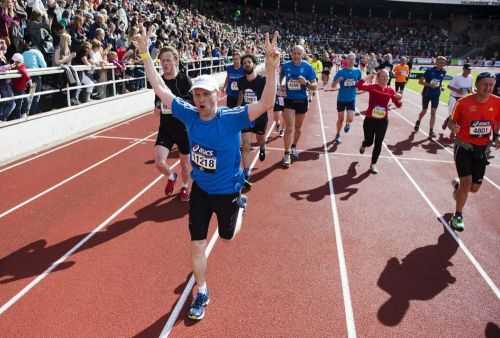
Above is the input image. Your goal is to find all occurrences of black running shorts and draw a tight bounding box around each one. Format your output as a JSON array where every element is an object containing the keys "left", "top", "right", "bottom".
[
  {"left": 284, "top": 98, "right": 308, "bottom": 114},
  {"left": 454, "top": 143, "right": 489, "bottom": 185},
  {"left": 155, "top": 116, "right": 190, "bottom": 155},
  {"left": 395, "top": 82, "right": 406, "bottom": 92},
  {"left": 189, "top": 182, "right": 241, "bottom": 241},
  {"left": 242, "top": 112, "right": 268, "bottom": 135},
  {"left": 422, "top": 95, "right": 440, "bottom": 109},
  {"left": 274, "top": 96, "right": 284, "bottom": 112}
]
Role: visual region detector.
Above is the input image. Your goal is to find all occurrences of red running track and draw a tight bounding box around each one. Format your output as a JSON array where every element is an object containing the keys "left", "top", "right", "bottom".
[{"left": 0, "top": 90, "right": 499, "bottom": 337}]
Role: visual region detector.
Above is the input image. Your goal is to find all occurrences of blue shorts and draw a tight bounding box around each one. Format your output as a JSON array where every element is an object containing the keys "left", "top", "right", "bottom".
[
  {"left": 337, "top": 100, "right": 356, "bottom": 112},
  {"left": 422, "top": 95, "right": 440, "bottom": 109}
]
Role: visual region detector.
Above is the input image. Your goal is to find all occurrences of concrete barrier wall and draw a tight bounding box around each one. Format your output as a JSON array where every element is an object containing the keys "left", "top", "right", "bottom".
[{"left": 0, "top": 71, "right": 231, "bottom": 166}]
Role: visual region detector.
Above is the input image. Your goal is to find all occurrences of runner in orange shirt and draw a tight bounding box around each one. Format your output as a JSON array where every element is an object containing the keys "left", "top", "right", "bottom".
[
  {"left": 393, "top": 57, "right": 410, "bottom": 94},
  {"left": 448, "top": 72, "right": 500, "bottom": 231}
]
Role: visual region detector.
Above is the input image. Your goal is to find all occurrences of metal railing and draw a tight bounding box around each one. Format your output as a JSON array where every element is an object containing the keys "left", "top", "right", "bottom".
[{"left": 0, "top": 56, "right": 233, "bottom": 124}]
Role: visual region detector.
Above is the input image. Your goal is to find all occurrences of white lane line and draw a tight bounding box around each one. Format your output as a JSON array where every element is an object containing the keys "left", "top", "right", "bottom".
[
  {"left": 0, "top": 131, "right": 158, "bottom": 220},
  {"left": 0, "top": 112, "right": 153, "bottom": 174},
  {"left": 91, "top": 135, "right": 156, "bottom": 143},
  {"left": 391, "top": 108, "right": 500, "bottom": 191},
  {"left": 382, "top": 142, "right": 500, "bottom": 299},
  {"left": 0, "top": 162, "right": 178, "bottom": 315},
  {"left": 159, "top": 122, "right": 276, "bottom": 338},
  {"left": 317, "top": 93, "right": 357, "bottom": 338}
]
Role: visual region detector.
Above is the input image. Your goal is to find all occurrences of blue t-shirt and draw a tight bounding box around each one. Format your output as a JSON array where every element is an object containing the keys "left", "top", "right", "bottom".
[
  {"left": 334, "top": 67, "right": 362, "bottom": 103},
  {"left": 422, "top": 67, "right": 447, "bottom": 97},
  {"left": 282, "top": 61, "right": 316, "bottom": 100},
  {"left": 226, "top": 65, "right": 245, "bottom": 98},
  {"left": 172, "top": 98, "right": 251, "bottom": 194}
]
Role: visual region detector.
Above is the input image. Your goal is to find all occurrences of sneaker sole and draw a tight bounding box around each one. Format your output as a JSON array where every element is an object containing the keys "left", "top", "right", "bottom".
[{"left": 450, "top": 223, "right": 464, "bottom": 232}]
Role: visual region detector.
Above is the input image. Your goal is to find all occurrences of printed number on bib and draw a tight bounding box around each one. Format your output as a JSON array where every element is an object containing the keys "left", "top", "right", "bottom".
[
  {"left": 278, "top": 97, "right": 284, "bottom": 106},
  {"left": 244, "top": 89, "right": 258, "bottom": 104},
  {"left": 230, "top": 81, "right": 239, "bottom": 91},
  {"left": 191, "top": 144, "right": 217, "bottom": 173},
  {"left": 344, "top": 79, "right": 356, "bottom": 87},
  {"left": 372, "top": 106, "right": 386, "bottom": 119},
  {"left": 430, "top": 79, "right": 441, "bottom": 87},
  {"left": 288, "top": 79, "right": 301, "bottom": 90},
  {"left": 469, "top": 121, "right": 492, "bottom": 137}
]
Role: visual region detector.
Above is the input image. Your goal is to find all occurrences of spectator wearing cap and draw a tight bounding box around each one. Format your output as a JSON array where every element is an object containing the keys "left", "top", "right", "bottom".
[
  {"left": 22, "top": 35, "right": 46, "bottom": 114},
  {"left": 10, "top": 52, "right": 31, "bottom": 119}
]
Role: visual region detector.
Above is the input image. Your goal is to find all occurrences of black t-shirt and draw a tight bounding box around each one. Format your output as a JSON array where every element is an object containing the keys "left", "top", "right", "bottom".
[
  {"left": 155, "top": 71, "right": 192, "bottom": 124},
  {"left": 237, "top": 74, "right": 266, "bottom": 106}
]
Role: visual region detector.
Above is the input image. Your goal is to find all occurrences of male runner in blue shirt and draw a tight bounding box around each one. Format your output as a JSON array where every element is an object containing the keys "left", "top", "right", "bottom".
[{"left": 135, "top": 26, "right": 280, "bottom": 321}]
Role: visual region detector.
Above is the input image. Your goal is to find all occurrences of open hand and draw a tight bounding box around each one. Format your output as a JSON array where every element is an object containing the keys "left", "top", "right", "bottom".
[{"left": 132, "top": 24, "right": 155, "bottom": 54}]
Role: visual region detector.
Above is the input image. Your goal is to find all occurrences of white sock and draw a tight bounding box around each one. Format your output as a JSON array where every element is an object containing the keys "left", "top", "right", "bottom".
[
  {"left": 197, "top": 282, "right": 207, "bottom": 295},
  {"left": 168, "top": 172, "right": 176, "bottom": 180}
]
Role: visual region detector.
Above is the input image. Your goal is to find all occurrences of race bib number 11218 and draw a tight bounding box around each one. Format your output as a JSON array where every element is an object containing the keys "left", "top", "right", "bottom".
[{"left": 191, "top": 144, "right": 217, "bottom": 173}]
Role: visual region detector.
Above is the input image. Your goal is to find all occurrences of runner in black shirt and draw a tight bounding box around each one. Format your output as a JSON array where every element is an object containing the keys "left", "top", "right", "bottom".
[
  {"left": 237, "top": 54, "right": 268, "bottom": 187},
  {"left": 321, "top": 51, "right": 333, "bottom": 88},
  {"left": 153, "top": 46, "right": 192, "bottom": 201}
]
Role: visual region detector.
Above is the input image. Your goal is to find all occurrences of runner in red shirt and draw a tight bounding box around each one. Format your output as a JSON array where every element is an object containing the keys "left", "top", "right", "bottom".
[
  {"left": 448, "top": 72, "right": 500, "bottom": 231},
  {"left": 356, "top": 69, "right": 402, "bottom": 173}
]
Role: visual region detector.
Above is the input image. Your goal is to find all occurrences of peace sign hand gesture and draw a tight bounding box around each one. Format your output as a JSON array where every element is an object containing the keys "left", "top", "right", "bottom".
[{"left": 264, "top": 31, "right": 280, "bottom": 71}]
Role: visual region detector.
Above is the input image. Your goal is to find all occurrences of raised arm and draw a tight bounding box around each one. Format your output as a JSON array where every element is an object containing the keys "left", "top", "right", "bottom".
[
  {"left": 248, "top": 32, "right": 279, "bottom": 121},
  {"left": 133, "top": 24, "right": 175, "bottom": 108}
]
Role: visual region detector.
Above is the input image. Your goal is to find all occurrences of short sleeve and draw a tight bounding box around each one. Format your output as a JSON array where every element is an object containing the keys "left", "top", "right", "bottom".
[
  {"left": 333, "top": 70, "right": 342, "bottom": 81},
  {"left": 172, "top": 97, "right": 197, "bottom": 127},
  {"left": 307, "top": 65, "right": 316, "bottom": 81},
  {"left": 219, "top": 105, "right": 251, "bottom": 133}
]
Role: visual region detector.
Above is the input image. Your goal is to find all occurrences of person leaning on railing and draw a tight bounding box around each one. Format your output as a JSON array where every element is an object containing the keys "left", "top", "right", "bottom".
[{"left": 0, "top": 37, "right": 15, "bottom": 121}]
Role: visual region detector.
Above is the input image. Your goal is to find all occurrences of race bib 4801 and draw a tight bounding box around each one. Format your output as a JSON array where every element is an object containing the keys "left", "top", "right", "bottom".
[
  {"left": 191, "top": 144, "right": 217, "bottom": 173},
  {"left": 469, "top": 120, "right": 492, "bottom": 137}
]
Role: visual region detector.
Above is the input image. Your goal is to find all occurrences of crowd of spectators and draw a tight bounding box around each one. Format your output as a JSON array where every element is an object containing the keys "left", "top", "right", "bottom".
[{"left": 0, "top": 0, "right": 488, "bottom": 122}]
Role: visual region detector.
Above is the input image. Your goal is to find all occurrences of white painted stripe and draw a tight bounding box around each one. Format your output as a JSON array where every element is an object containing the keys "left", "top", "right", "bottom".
[
  {"left": 0, "top": 112, "right": 153, "bottom": 174},
  {"left": 159, "top": 122, "right": 276, "bottom": 338},
  {"left": 382, "top": 142, "right": 500, "bottom": 299},
  {"left": 0, "top": 164, "right": 177, "bottom": 315},
  {"left": 391, "top": 108, "right": 500, "bottom": 191},
  {"left": 0, "top": 131, "right": 158, "bottom": 220},
  {"left": 91, "top": 135, "right": 156, "bottom": 143},
  {"left": 316, "top": 93, "right": 357, "bottom": 337}
]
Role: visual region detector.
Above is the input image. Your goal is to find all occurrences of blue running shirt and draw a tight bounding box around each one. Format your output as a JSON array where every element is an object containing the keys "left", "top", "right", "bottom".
[
  {"left": 226, "top": 65, "right": 245, "bottom": 98},
  {"left": 334, "top": 67, "right": 362, "bottom": 102},
  {"left": 421, "top": 67, "right": 447, "bottom": 97},
  {"left": 172, "top": 98, "right": 251, "bottom": 194},
  {"left": 282, "top": 61, "right": 316, "bottom": 100}
]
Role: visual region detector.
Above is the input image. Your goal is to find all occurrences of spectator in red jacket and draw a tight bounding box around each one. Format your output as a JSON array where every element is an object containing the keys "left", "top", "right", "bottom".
[{"left": 10, "top": 52, "right": 31, "bottom": 120}]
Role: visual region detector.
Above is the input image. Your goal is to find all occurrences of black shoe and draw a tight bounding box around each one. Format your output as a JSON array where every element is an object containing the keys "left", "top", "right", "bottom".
[
  {"left": 414, "top": 120, "right": 420, "bottom": 132},
  {"left": 259, "top": 146, "right": 266, "bottom": 161}
]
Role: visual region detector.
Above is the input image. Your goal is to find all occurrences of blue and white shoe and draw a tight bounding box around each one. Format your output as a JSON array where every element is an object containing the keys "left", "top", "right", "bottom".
[
  {"left": 188, "top": 291, "right": 210, "bottom": 320},
  {"left": 334, "top": 135, "right": 342, "bottom": 144},
  {"left": 344, "top": 123, "right": 351, "bottom": 133}
]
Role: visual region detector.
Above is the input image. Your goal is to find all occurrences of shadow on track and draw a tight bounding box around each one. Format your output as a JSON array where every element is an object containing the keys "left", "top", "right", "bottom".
[
  {"left": 0, "top": 196, "right": 187, "bottom": 284},
  {"left": 377, "top": 220, "right": 459, "bottom": 326},
  {"left": 290, "top": 161, "right": 370, "bottom": 202}
]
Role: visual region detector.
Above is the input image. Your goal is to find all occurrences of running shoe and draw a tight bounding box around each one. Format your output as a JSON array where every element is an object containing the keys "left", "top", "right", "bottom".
[
  {"left": 450, "top": 215, "right": 464, "bottom": 232},
  {"left": 188, "top": 291, "right": 210, "bottom": 320},
  {"left": 414, "top": 120, "right": 420, "bottom": 132},
  {"left": 282, "top": 152, "right": 291, "bottom": 168},
  {"left": 344, "top": 123, "right": 351, "bottom": 133},
  {"left": 359, "top": 145, "right": 365, "bottom": 154},
  {"left": 180, "top": 187, "right": 189, "bottom": 202},
  {"left": 334, "top": 135, "right": 342, "bottom": 144},
  {"left": 259, "top": 146, "right": 266, "bottom": 161},
  {"left": 290, "top": 147, "right": 299, "bottom": 161},
  {"left": 275, "top": 123, "right": 280, "bottom": 132},
  {"left": 165, "top": 173, "right": 178, "bottom": 196},
  {"left": 279, "top": 129, "right": 285, "bottom": 137},
  {"left": 370, "top": 164, "right": 379, "bottom": 174},
  {"left": 428, "top": 130, "right": 436, "bottom": 139}
]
